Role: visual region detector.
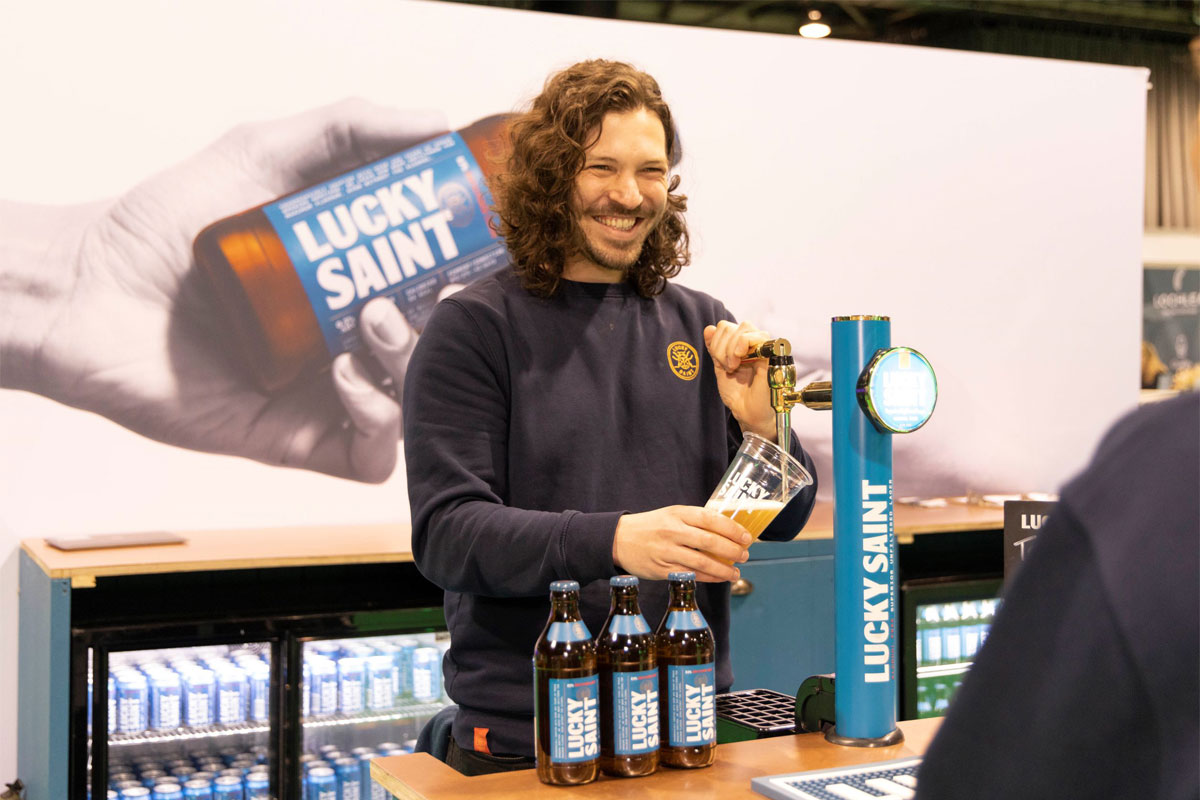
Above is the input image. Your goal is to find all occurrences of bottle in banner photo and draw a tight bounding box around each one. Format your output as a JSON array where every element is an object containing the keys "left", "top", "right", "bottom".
[
  {"left": 193, "top": 115, "right": 511, "bottom": 393},
  {"left": 596, "top": 575, "right": 659, "bottom": 778},
  {"left": 656, "top": 572, "right": 716, "bottom": 769},
  {"left": 533, "top": 580, "right": 600, "bottom": 786}
]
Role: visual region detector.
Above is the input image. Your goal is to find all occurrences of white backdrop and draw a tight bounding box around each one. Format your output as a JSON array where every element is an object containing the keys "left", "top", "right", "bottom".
[{"left": 0, "top": 0, "right": 1146, "bottom": 780}]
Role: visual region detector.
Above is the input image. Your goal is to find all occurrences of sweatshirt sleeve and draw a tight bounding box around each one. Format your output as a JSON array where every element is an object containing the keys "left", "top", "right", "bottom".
[{"left": 402, "top": 298, "right": 620, "bottom": 599}]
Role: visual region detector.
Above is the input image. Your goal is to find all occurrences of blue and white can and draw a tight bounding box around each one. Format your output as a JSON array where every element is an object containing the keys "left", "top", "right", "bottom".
[
  {"left": 151, "top": 783, "right": 183, "bottom": 800},
  {"left": 312, "top": 640, "right": 342, "bottom": 660},
  {"left": 181, "top": 779, "right": 212, "bottom": 800},
  {"left": 310, "top": 658, "right": 338, "bottom": 717},
  {"left": 215, "top": 667, "right": 247, "bottom": 725},
  {"left": 109, "top": 771, "right": 137, "bottom": 787},
  {"left": 393, "top": 640, "right": 417, "bottom": 699},
  {"left": 307, "top": 766, "right": 337, "bottom": 800},
  {"left": 334, "top": 756, "right": 362, "bottom": 800},
  {"left": 365, "top": 655, "right": 395, "bottom": 711},
  {"left": 181, "top": 670, "right": 215, "bottom": 728},
  {"left": 355, "top": 752, "right": 386, "bottom": 800},
  {"left": 337, "top": 657, "right": 365, "bottom": 714},
  {"left": 244, "top": 770, "right": 269, "bottom": 799},
  {"left": 368, "top": 643, "right": 401, "bottom": 702},
  {"left": 210, "top": 775, "right": 241, "bottom": 800},
  {"left": 148, "top": 672, "right": 182, "bottom": 731},
  {"left": 138, "top": 770, "right": 167, "bottom": 788},
  {"left": 246, "top": 661, "right": 270, "bottom": 722},
  {"left": 119, "top": 788, "right": 150, "bottom": 800},
  {"left": 411, "top": 648, "right": 441, "bottom": 702},
  {"left": 115, "top": 671, "right": 149, "bottom": 734}
]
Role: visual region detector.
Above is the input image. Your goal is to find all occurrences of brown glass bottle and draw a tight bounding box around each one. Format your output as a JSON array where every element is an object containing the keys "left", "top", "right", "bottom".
[
  {"left": 192, "top": 115, "right": 510, "bottom": 393},
  {"left": 596, "top": 575, "right": 659, "bottom": 777},
  {"left": 533, "top": 580, "right": 599, "bottom": 785},
  {"left": 656, "top": 571, "right": 717, "bottom": 769}
]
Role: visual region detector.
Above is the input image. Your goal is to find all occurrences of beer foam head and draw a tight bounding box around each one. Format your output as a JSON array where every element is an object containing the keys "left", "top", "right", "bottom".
[{"left": 705, "top": 499, "right": 786, "bottom": 512}]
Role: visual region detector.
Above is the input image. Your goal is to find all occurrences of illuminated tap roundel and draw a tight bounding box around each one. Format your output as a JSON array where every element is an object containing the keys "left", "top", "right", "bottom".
[{"left": 856, "top": 347, "right": 937, "bottom": 434}]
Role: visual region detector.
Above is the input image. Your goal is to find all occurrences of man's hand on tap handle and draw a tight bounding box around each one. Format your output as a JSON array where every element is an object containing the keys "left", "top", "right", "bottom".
[{"left": 703, "top": 321, "right": 779, "bottom": 443}]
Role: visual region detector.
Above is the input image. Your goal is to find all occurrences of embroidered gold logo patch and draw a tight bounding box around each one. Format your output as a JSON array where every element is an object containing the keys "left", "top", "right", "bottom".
[{"left": 668, "top": 341, "right": 699, "bottom": 381}]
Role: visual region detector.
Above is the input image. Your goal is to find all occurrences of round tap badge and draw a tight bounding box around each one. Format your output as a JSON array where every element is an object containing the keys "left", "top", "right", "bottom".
[{"left": 856, "top": 347, "right": 937, "bottom": 433}]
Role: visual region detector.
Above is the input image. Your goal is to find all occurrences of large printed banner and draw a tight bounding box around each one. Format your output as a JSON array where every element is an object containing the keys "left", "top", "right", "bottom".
[
  {"left": 0, "top": 1, "right": 1146, "bottom": 535},
  {"left": 0, "top": 2, "right": 1148, "bottom": 543}
]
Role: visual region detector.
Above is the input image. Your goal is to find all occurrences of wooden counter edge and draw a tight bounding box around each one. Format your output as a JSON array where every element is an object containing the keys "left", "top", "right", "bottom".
[
  {"left": 20, "top": 522, "right": 414, "bottom": 580},
  {"left": 371, "top": 717, "right": 942, "bottom": 799}
]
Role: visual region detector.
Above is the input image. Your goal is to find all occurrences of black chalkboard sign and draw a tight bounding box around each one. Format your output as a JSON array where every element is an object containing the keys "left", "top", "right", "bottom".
[{"left": 1003, "top": 500, "right": 1057, "bottom": 587}]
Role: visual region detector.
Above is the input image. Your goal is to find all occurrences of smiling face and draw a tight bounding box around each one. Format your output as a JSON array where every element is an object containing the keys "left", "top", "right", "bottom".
[{"left": 563, "top": 107, "right": 670, "bottom": 283}]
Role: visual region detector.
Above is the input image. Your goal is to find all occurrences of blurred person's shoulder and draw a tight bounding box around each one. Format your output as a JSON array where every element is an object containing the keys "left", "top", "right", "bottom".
[
  {"left": 1067, "top": 393, "right": 1199, "bottom": 509},
  {"left": 1059, "top": 391, "right": 1198, "bottom": 594}
]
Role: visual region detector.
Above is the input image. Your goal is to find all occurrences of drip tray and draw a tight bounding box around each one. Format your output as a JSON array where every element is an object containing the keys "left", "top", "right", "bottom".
[{"left": 716, "top": 688, "right": 797, "bottom": 743}]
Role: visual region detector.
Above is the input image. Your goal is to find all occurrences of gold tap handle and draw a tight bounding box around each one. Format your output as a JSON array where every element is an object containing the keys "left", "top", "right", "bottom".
[{"left": 741, "top": 337, "right": 792, "bottom": 361}]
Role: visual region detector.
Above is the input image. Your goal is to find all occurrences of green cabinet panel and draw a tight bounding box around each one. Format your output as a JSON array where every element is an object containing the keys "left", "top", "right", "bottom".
[{"left": 728, "top": 540, "right": 835, "bottom": 696}]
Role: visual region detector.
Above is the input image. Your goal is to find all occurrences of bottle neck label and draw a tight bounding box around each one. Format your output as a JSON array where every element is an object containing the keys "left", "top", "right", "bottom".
[
  {"left": 547, "top": 621, "right": 592, "bottom": 643},
  {"left": 611, "top": 668, "right": 659, "bottom": 755},
  {"left": 665, "top": 609, "right": 708, "bottom": 631},
  {"left": 608, "top": 613, "right": 651, "bottom": 636},
  {"left": 263, "top": 131, "right": 508, "bottom": 357},
  {"left": 666, "top": 663, "right": 716, "bottom": 747},
  {"left": 544, "top": 675, "right": 599, "bottom": 763}
]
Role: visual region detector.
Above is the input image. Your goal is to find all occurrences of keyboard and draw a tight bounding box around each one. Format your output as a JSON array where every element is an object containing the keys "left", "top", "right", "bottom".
[{"left": 751, "top": 756, "right": 922, "bottom": 800}]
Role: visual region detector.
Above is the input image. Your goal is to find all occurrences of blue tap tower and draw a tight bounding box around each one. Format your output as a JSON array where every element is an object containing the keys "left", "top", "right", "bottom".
[{"left": 747, "top": 316, "right": 937, "bottom": 747}]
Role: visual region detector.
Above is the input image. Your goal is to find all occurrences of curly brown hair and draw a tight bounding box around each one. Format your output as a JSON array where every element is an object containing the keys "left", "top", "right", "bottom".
[{"left": 492, "top": 60, "right": 689, "bottom": 298}]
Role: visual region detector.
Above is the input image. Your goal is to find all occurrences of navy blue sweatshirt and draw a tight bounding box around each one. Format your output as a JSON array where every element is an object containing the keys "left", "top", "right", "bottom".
[{"left": 402, "top": 269, "right": 818, "bottom": 757}]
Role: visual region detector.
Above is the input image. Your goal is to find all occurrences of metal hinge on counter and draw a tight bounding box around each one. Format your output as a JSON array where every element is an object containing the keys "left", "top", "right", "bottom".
[{"left": 2, "top": 779, "right": 25, "bottom": 799}]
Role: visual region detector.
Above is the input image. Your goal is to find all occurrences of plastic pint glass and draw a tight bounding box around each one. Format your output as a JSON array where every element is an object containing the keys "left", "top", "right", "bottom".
[{"left": 705, "top": 433, "right": 812, "bottom": 561}]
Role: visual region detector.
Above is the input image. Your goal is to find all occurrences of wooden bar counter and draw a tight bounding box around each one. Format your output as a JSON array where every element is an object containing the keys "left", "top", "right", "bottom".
[
  {"left": 20, "top": 498, "right": 1000, "bottom": 585},
  {"left": 372, "top": 717, "right": 941, "bottom": 799}
]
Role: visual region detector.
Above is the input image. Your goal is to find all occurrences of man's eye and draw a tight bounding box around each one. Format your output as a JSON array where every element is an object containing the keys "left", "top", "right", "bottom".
[{"left": 588, "top": 164, "right": 613, "bottom": 172}]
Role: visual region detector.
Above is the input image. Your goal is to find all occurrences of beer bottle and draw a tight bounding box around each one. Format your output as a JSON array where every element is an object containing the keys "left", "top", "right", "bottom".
[
  {"left": 656, "top": 572, "right": 716, "bottom": 769},
  {"left": 596, "top": 575, "right": 659, "bottom": 777},
  {"left": 533, "top": 580, "right": 599, "bottom": 785},
  {"left": 193, "top": 115, "right": 511, "bottom": 393}
]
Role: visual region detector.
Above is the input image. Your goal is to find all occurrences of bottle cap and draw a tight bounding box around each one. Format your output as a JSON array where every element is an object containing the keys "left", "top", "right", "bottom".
[
  {"left": 668, "top": 571, "right": 696, "bottom": 582},
  {"left": 610, "top": 575, "right": 639, "bottom": 587},
  {"left": 549, "top": 580, "right": 580, "bottom": 592}
]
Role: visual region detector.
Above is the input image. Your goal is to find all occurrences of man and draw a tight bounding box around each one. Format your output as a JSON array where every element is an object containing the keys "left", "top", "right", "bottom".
[
  {"left": 403, "top": 60, "right": 818, "bottom": 774},
  {"left": 917, "top": 392, "right": 1199, "bottom": 799}
]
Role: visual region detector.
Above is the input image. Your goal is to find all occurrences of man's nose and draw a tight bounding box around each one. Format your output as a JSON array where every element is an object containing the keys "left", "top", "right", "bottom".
[{"left": 607, "top": 172, "right": 643, "bottom": 209}]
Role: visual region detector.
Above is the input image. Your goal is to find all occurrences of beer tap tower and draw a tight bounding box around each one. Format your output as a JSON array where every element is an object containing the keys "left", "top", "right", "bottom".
[{"left": 748, "top": 316, "right": 937, "bottom": 747}]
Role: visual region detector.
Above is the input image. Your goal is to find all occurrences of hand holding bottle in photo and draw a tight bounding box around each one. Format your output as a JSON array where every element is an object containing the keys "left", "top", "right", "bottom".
[{"left": 0, "top": 100, "right": 448, "bottom": 482}]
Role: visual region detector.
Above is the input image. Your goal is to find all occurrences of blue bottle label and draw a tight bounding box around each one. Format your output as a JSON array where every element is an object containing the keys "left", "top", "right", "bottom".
[
  {"left": 263, "top": 131, "right": 508, "bottom": 356},
  {"left": 547, "top": 675, "right": 600, "bottom": 763},
  {"left": 608, "top": 613, "right": 651, "bottom": 636},
  {"left": 546, "top": 621, "right": 592, "bottom": 643},
  {"left": 666, "top": 663, "right": 716, "bottom": 747},
  {"left": 664, "top": 610, "right": 708, "bottom": 630},
  {"left": 612, "top": 668, "right": 659, "bottom": 755}
]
